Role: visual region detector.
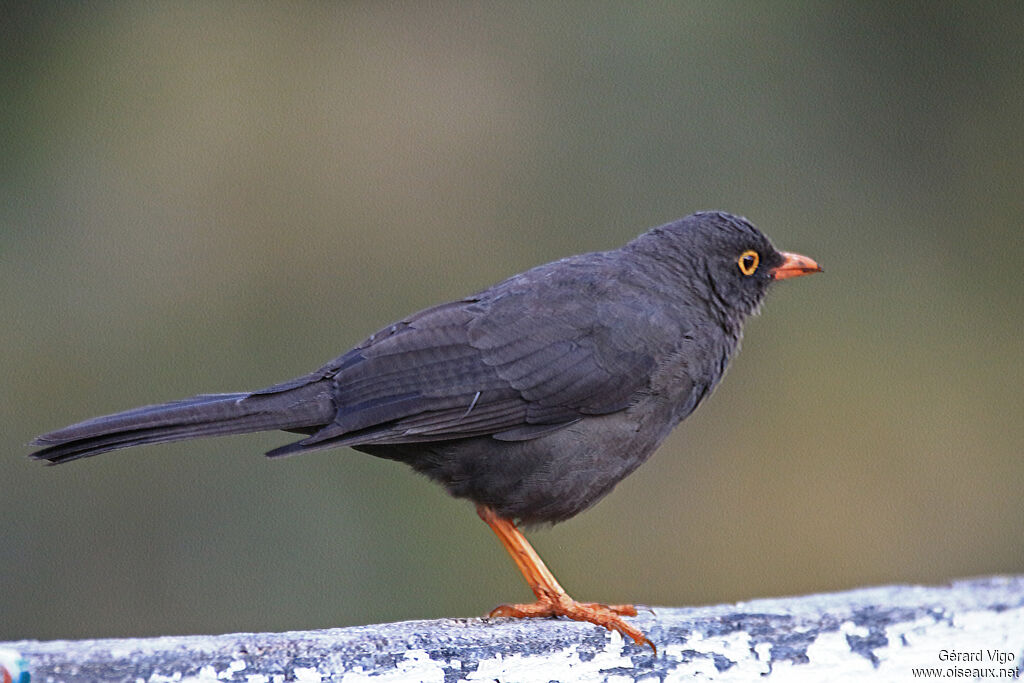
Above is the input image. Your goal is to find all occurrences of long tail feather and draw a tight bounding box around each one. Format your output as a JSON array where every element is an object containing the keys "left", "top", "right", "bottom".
[{"left": 30, "top": 384, "right": 334, "bottom": 464}]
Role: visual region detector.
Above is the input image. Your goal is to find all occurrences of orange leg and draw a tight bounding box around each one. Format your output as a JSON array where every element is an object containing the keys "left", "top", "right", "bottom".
[{"left": 477, "top": 504, "right": 655, "bottom": 652}]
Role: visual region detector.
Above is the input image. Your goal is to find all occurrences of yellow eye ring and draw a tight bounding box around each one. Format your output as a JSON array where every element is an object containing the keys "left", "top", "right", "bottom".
[{"left": 738, "top": 250, "right": 759, "bottom": 276}]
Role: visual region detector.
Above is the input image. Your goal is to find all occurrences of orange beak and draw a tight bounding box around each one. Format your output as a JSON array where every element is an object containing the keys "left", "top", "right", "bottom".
[{"left": 771, "top": 251, "right": 822, "bottom": 280}]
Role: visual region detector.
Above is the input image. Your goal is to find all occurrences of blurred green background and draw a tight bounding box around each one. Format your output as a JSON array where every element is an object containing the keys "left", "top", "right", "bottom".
[{"left": 2, "top": 3, "right": 1022, "bottom": 641}]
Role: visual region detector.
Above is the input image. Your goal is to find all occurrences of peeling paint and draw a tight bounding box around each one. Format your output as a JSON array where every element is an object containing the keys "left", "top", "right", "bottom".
[{"left": 2, "top": 577, "right": 1022, "bottom": 682}]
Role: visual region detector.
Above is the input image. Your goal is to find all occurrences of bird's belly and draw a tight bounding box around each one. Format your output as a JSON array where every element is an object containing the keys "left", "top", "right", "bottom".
[{"left": 371, "top": 402, "right": 675, "bottom": 525}]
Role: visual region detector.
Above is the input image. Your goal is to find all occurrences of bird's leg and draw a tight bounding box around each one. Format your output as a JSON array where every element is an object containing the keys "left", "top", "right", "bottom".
[{"left": 476, "top": 504, "right": 654, "bottom": 652}]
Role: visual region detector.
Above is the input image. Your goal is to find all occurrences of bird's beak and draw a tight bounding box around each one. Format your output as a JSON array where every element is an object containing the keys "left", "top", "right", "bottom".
[{"left": 771, "top": 251, "right": 822, "bottom": 280}]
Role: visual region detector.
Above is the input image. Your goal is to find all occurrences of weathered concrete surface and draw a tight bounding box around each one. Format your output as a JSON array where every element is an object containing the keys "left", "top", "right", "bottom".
[{"left": 3, "top": 576, "right": 1023, "bottom": 682}]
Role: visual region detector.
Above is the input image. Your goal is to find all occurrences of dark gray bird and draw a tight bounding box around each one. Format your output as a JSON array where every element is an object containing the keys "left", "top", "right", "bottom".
[{"left": 31, "top": 211, "right": 821, "bottom": 650}]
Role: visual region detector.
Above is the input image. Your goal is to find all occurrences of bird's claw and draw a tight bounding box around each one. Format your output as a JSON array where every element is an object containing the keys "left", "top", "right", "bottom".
[{"left": 488, "top": 595, "right": 655, "bottom": 653}]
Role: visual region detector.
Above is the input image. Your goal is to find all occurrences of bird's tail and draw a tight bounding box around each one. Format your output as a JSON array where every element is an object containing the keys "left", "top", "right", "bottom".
[{"left": 29, "top": 383, "right": 334, "bottom": 464}]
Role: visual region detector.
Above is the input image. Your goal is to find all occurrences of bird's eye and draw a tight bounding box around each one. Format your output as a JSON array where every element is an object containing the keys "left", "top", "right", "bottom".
[{"left": 738, "top": 250, "right": 759, "bottom": 276}]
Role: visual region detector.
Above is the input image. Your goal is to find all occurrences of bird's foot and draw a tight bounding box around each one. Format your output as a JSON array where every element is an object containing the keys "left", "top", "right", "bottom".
[{"left": 488, "top": 592, "right": 654, "bottom": 652}]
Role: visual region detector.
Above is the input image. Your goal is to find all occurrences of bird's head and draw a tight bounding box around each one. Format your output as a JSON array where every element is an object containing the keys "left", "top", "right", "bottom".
[{"left": 633, "top": 211, "right": 822, "bottom": 320}]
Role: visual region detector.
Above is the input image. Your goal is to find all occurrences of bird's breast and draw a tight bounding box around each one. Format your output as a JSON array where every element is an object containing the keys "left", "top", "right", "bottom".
[{"left": 639, "top": 325, "right": 739, "bottom": 429}]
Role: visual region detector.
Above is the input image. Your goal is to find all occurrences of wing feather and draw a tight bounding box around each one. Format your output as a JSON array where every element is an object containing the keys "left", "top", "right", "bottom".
[{"left": 271, "top": 253, "right": 682, "bottom": 454}]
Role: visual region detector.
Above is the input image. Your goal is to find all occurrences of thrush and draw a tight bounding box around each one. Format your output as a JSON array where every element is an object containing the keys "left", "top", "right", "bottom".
[{"left": 31, "top": 211, "right": 821, "bottom": 650}]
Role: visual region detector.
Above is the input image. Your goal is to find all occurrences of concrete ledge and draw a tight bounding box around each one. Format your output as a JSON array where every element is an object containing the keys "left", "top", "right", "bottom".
[{"left": 3, "top": 576, "right": 1023, "bottom": 682}]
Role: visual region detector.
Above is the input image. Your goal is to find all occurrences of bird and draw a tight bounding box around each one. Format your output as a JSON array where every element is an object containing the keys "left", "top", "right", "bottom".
[{"left": 30, "top": 211, "right": 821, "bottom": 651}]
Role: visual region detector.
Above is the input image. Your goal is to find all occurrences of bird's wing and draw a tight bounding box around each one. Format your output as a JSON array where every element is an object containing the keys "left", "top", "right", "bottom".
[{"left": 262, "top": 259, "right": 681, "bottom": 456}]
